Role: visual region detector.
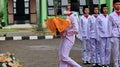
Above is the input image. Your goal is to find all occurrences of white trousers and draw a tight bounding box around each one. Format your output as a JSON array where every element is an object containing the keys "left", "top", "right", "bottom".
[
  {"left": 111, "top": 38, "right": 120, "bottom": 67},
  {"left": 59, "top": 37, "right": 81, "bottom": 67},
  {"left": 91, "top": 38, "right": 101, "bottom": 64},
  {"left": 81, "top": 38, "right": 91, "bottom": 62},
  {"left": 100, "top": 38, "right": 111, "bottom": 65}
]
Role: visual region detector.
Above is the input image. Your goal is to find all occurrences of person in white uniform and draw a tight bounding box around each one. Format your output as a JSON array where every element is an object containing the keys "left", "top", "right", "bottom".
[
  {"left": 78, "top": 5, "right": 91, "bottom": 64},
  {"left": 59, "top": 2, "right": 82, "bottom": 67},
  {"left": 96, "top": 4, "right": 111, "bottom": 67},
  {"left": 108, "top": 0, "right": 120, "bottom": 67},
  {"left": 87, "top": 4, "right": 101, "bottom": 67}
]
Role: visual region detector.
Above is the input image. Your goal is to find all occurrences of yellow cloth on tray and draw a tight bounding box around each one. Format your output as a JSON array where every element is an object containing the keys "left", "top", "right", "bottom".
[{"left": 46, "top": 17, "right": 70, "bottom": 36}]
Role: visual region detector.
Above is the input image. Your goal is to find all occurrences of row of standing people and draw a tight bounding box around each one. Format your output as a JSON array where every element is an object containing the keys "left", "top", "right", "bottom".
[
  {"left": 77, "top": 1, "right": 120, "bottom": 67},
  {"left": 59, "top": 0, "right": 120, "bottom": 67}
]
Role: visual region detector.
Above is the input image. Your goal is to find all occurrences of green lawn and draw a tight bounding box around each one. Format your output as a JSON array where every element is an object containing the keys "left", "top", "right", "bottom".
[{"left": 0, "top": 29, "right": 19, "bottom": 32}]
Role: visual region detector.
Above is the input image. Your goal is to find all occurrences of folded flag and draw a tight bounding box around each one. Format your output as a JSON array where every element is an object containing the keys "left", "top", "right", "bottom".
[{"left": 46, "top": 17, "right": 70, "bottom": 36}]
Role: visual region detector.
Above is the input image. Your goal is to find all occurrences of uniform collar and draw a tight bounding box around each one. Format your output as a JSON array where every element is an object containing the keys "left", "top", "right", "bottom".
[
  {"left": 84, "top": 14, "right": 89, "bottom": 19},
  {"left": 103, "top": 14, "right": 107, "bottom": 17},
  {"left": 67, "top": 12, "right": 72, "bottom": 16},
  {"left": 116, "top": 11, "right": 120, "bottom": 16},
  {"left": 93, "top": 14, "right": 98, "bottom": 18},
  {"left": 114, "top": 10, "right": 120, "bottom": 16}
]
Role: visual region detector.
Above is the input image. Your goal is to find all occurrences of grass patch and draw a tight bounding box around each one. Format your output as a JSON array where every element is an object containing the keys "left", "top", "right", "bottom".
[{"left": 0, "top": 29, "right": 19, "bottom": 32}]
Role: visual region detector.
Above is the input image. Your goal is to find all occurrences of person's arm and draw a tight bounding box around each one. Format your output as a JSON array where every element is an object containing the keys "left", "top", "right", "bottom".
[
  {"left": 87, "top": 17, "right": 91, "bottom": 40},
  {"left": 108, "top": 16, "right": 113, "bottom": 37},
  {"left": 95, "top": 17, "right": 101, "bottom": 41},
  {"left": 77, "top": 17, "right": 83, "bottom": 40},
  {"left": 71, "top": 16, "right": 79, "bottom": 33}
]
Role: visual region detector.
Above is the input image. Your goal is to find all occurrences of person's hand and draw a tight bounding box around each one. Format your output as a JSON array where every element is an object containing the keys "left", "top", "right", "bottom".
[
  {"left": 60, "top": 31, "right": 65, "bottom": 36},
  {"left": 75, "top": 32, "right": 78, "bottom": 34},
  {"left": 108, "top": 36, "right": 112, "bottom": 38}
]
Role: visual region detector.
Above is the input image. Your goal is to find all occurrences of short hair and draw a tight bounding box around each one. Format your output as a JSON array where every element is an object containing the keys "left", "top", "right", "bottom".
[
  {"left": 70, "top": 0, "right": 79, "bottom": 12},
  {"left": 113, "top": 0, "right": 120, "bottom": 3},
  {"left": 83, "top": 5, "right": 89, "bottom": 14},
  {"left": 100, "top": 4, "right": 108, "bottom": 13},
  {"left": 93, "top": 4, "right": 98, "bottom": 9}
]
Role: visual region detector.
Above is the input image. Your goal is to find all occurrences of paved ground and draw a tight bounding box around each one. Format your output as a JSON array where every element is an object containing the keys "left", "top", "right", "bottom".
[{"left": 0, "top": 38, "right": 114, "bottom": 67}]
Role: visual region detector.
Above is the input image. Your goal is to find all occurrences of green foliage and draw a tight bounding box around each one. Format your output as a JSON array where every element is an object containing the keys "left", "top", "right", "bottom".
[
  {"left": 0, "top": 29, "right": 18, "bottom": 32},
  {"left": 0, "top": 9, "right": 5, "bottom": 29},
  {"left": 0, "top": 10, "right": 3, "bottom": 21}
]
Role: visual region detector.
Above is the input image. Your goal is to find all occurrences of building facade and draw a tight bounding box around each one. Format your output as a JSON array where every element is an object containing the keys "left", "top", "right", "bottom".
[{"left": 0, "top": 0, "right": 113, "bottom": 29}]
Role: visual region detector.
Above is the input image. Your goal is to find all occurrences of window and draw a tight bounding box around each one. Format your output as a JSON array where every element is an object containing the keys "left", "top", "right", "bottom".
[
  {"left": 24, "top": 0, "right": 29, "bottom": 14},
  {"left": 48, "top": 0, "right": 54, "bottom": 6},
  {"left": 13, "top": 0, "right": 30, "bottom": 14},
  {"left": 80, "top": 0, "right": 86, "bottom": 5},
  {"left": 93, "top": 0, "right": 99, "bottom": 4},
  {"left": 48, "top": 7, "right": 55, "bottom": 15},
  {"left": 61, "top": 0, "right": 68, "bottom": 15},
  {"left": 61, "top": 0, "right": 68, "bottom": 6},
  {"left": 79, "top": 0, "right": 87, "bottom": 14},
  {"left": 25, "top": 8, "right": 29, "bottom": 14},
  {"left": 14, "top": 9, "right": 16, "bottom": 14},
  {"left": 48, "top": 0, "right": 55, "bottom": 15},
  {"left": 13, "top": 2, "right": 16, "bottom": 8},
  {"left": 25, "top": 2, "right": 29, "bottom": 7},
  {"left": 47, "top": 0, "right": 68, "bottom": 16},
  {"left": 13, "top": 0, "right": 16, "bottom": 14},
  {"left": 24, "top": 0, "right": 29, "bottom": 1},
  {"left": 13, "top": 0, "right": 16, "bottom": 2}
]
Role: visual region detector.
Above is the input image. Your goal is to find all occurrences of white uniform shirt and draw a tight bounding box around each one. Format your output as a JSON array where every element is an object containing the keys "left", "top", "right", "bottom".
[
  {"left": 78, "top": 15, "right": 91, "bottom": 39},
  {"left": 108, "top": 11, "right": 120, "bottom": 37},
  {"left": 88, "top": 15, "right": 98, "bottom": 38},
  {"left": 96, "top": 14, "right": 109, "bottom": 37},
  {"left": 66, "top": 12, "right": 79, "bottom": 33},
  {"left": 61, "top": 12, "right": 79, "bottom": 43}
]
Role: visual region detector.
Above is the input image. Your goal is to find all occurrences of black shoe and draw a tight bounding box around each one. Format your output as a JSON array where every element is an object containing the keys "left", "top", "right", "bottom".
[
  {"left": 83, "top": 61, "right": 91, "bottom": 65},
  {"left": 96, "top": 63, "right": 102, "bottom": 67},
  {"left": 86, "top": 61, "right": 91, "bottom": 64},
  {"left": 92, "top": 65, "right": 97, "bottom": 67},
  {"left": 101, "top": 65, "right": 106, "bottom": 67}
]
